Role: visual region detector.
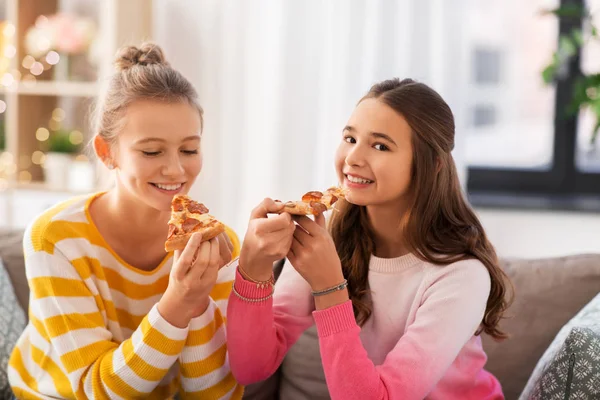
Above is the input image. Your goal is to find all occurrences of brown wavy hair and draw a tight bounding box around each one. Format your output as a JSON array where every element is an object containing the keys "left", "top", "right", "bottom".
[{"left": 329, "top": 78, "right": 513, "bottom": 341}]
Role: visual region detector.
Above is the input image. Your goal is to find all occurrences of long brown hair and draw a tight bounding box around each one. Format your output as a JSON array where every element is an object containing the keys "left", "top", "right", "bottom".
[{"left": 329, "top": 78, "right": 513, "bottom": 341}]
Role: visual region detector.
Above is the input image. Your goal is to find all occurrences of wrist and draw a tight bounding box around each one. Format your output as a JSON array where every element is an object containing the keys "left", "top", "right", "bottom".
[
  {"left": 310, "top": 272, "right": 345, "bottom": 293},
  {"left": 314, "top": 287, "right": 349, "bottom": 310},
  {"left": 158, "top": 293, "right": 192, "bottom": 328},
  {"left": 190, "top": 296, "right": 211, "bottom": 318},
  {"left": 239, "top": 252, "right": 274, "bottom": 282}
]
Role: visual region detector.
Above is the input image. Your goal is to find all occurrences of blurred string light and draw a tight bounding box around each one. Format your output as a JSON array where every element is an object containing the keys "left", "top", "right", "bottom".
[
  {"left": 31, "top": 151, "right": 45, "bottom": 165},
  {"left": 0, "top": 100, "right": 6, "bottom": 114},
  {"left": 69, "top": 130, "right": 83, "bottom": 145},
  {"left": 30, "top": 61, "right": 44, "bottom": 76},
  {"left": 1, "top": 73, "right": 14, "bottom": 87},
  {"left": 22, "top": 55, "right": 35, "bottom": 69},
  {"left": 36, "top": 127, "right": 49, "bottom": 141},
  {"left": 52, "top": 108, "right": 65, "bottom": 121},
  {"left": 45, "top": 51, "right": 59, "bottom": 65},
  {"left": 3, "top": 23, "right": 15, "bottom": 38},
  {"left": 35, "top": 16, "right": 48, "bottom": 28},
  {"left": 49, "top": 118, "right": 61, "bottom": 131},
  {"left": 18, "top": 170, "right": 32, "bottom": 183},
  {"left": 0, "top": 152, "right": 14, "bottom": 164},
  {"left": 4, "top": 44, "right": 16, "bottom": 59},
  {"left": 75, "top": 154, "right": 88, "bottom": 162}
]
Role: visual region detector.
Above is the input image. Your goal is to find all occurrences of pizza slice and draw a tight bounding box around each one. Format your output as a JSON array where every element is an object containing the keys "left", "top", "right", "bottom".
[
  {"left": 276, "top": 186, "right": 347, "bottom": 215},
  {"left": 164, "top": 194, "right": 225, "bottom": 252}
]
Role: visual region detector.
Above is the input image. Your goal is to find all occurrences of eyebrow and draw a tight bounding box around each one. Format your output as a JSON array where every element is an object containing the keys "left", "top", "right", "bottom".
[
  {"left": 134, "top": 135, "right": 201, "bottom": 145},
  {"left": 343, "top": 125, "right": 397, "bottom": 146}
]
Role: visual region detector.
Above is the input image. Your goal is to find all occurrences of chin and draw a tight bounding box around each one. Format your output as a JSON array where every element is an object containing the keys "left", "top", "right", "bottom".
[{"left": 345, "top": 193, "right": 371, "bottom": 207}]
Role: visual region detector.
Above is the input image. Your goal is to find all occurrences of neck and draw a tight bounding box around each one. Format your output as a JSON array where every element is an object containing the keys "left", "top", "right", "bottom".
[
  {"left": 102, "top": 185, "right": 171, "bottom": 241},
  {"left": 366, "top": 201, "right": 410, "bottom": 258}
]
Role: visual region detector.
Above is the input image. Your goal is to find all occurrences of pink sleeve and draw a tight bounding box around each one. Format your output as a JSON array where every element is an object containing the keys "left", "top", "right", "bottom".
[
  {"left": 226, "top": 261, "right": 315, "bottom": 384},
  {"left": 313, "top": 260, "right": 501, "bottom": 400}
]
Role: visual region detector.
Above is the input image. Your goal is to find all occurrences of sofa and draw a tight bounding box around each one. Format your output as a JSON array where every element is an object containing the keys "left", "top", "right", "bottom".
[{"left": 1, "top": 228, "right": 599, "bottom": 400}]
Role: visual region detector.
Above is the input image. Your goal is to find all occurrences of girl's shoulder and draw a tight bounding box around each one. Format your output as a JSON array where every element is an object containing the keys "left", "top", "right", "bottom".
[
  {"left": 24, "top": 192, "right": 100, "bottom": 250},
  {"left": 425, "top": 257, "right": 491, "bottom": 289}
]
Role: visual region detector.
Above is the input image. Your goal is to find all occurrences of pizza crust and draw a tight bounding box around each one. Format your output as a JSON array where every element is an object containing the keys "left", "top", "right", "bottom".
[
  {"left": 276, "top": 187, "right": 347, "bottom": 216},
  {"left": 164, "top": 221, "right": 225, "bottom": 252}
]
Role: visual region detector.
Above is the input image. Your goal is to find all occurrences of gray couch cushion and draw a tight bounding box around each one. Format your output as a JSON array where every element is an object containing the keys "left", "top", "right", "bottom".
[
  {"left": 521, "top": 292, "right": 600, "bottom": 399},
  {"left": 0, "top": 258, "right": 27, "bottom": 400},
  {"left": 0, "top": 230, "right": 27, "bottom": 313},
  {"left": 482, "top": 255, "right": 600, "bottom": 399}
]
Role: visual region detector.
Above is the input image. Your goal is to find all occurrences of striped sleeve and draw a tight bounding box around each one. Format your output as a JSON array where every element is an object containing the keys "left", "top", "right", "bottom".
[
  {"left": 11, "top": 240, "right": 188, "bottom": 399},
  {"left": 177, "top": 226, "right": 244, "bottom": 399}
]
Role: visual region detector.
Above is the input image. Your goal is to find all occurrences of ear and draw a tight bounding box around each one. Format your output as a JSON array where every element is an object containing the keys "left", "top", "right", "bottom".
[{"left": 93, "top": 135, "right": 116, "bottom": 169}]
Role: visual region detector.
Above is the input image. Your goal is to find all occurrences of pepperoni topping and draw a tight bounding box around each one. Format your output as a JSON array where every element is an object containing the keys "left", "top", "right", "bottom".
[
  {"left": 302, "top": 191, "right": 323, "bottom": 203},
  {"left": 330, "top": 195, "right": 338, "bottom": 205},
  {"left": 167, "top": 224, "right": 178, "bottom": 238},
  {"left": 182, "top": 218, "right": 200, "bottom": 233},
  {"left": 172, "top": 198, "right": 185, "bottom": 212},
  {"left": 310, "top": 201, "right": 327, "bottom": 215},
  {"left": 189, "top": 202, "right": 209, "bottom": 214}
]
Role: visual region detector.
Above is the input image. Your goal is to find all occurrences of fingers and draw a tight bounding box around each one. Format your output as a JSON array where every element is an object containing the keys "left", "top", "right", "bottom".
[
  {"left": 218, "top": 233, "right": 233, "bottom": 263},
  {"left": 314, "top": 212, "right": 326, "bottom": 228},
  {"left": 189, "top": 238, "right": 212, "bottom": 280},
  {"left": 292, "top": 215, "right": 320, "bottom": 235},
  {"left": 174, "top": 232, "right": 203, "bottom": 280},
  {"left": 250, "top": 198, "right": 286, "bottom": 219},
  {"left": 208, "top": 238, "right": 220, "bottom": 270},
  {"left": 254, "top": 212, "right": 294, "bottom": 234},
  {"left": 293, "top": 224, "right": 310, "bottom": 246},
  {"left": 290, "top": 236, "right": 302, "bottom": 258}
]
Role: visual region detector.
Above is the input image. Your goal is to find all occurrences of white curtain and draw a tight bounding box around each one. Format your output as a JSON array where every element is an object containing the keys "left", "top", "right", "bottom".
[{"left": 153, "top": 0, "right": 469, "bottom": 236}]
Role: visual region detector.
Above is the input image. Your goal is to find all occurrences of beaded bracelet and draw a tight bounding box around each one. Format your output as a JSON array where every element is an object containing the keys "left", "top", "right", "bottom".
[
  {"left": 231, "top": 282, "right": 274, "bottom": 302},
  {"left": 237, "top": 259, "right": 275, "bottom": 289},
  {"left": 311, "top": 279, "right": 348, "bottom": 297}
]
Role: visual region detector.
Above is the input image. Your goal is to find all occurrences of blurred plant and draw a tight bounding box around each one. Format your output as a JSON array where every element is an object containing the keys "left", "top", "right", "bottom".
[
  {"left": 24, "top": 13, "right": 96, "bottom": 58},
  {"left": 542, "top": 4, "right": 600, "bottom": 148},
  {"left": 44, "top": 129, "right": 81, "bottom": 154}
]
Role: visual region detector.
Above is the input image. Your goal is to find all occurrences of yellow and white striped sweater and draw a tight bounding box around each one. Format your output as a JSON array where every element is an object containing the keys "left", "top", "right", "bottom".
[{"left": 8, "top": 193, "right": 243, "bottom": 399}]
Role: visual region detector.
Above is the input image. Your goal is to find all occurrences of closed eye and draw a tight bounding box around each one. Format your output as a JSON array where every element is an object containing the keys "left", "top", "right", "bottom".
[
  {"left": 142, "top": 151, "right": 161, "bottom": 157},
  {"left": 181, "top": 149, "right": 199, "bottom": 155}
]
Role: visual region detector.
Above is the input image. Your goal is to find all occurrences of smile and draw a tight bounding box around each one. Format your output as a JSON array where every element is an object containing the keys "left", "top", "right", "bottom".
[
  {"left": 150, "top": 183, "right": 184, "bottom": 192},
  {"left": 345, "top": 174, "right": 374, "bottom": 184}
]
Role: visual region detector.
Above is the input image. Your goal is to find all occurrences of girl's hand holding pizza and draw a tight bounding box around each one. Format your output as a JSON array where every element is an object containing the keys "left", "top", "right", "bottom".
[
  {"left": 287, "top": 213, "right": 345, "bottom": 292},
  {"left": 239, "top": 198, "right": 296, "bottom": 282},
  {"left": 159, "top": 232, "right": 221, "bottom": 327}
]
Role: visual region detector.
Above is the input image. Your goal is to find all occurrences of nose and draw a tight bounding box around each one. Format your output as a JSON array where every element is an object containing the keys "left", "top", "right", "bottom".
[
  {"left": 162, "top": 153, "right": 185, "bottom": 177},
  {"left": 345, "top": 143, "right": 366, "bottom": 167}
]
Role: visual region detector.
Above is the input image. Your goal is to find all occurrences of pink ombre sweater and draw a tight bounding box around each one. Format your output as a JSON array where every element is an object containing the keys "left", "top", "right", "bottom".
[{"left": 227, "top": 253, "right": 504, "bottom": 400}]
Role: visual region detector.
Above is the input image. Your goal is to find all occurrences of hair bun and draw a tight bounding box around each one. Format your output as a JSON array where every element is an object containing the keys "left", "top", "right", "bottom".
[{"left": 114, "top": 42, "right": 168, "bottom": 72}]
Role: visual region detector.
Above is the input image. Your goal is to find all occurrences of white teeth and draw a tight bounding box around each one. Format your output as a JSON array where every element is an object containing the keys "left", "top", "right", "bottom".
[
  {"left": 346, "top": 175, "right": 372, "bottom": 184},
  {"left": 155, "top": 183, "right": 182, "bottom": 191}
]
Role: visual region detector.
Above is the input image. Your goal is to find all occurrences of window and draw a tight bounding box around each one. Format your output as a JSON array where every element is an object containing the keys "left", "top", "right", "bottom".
[{"left": 466, "top": 0, "right": 600, "bottom": 210}]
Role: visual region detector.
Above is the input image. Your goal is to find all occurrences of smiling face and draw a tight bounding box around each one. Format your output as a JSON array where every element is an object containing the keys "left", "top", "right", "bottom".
[
  {"left": 104, "top": 99, "right": 203, "bottom": 212},
  {"left": 335, "top": 98, "right": 414, "bottom": 208}
]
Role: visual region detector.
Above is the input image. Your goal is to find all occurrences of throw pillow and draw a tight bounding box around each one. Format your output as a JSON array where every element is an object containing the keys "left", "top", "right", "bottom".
[
  {"left": 520, "top": 292, "right": 600, "bottom": 399},
  {"left": 0, "top": 257, "right": 26, "bottom": 400}
]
